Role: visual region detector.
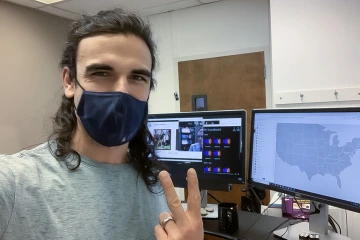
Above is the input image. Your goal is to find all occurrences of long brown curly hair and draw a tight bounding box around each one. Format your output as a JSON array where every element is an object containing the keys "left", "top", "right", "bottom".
[{"left": 49, "top": 8, "right": 163, "bottom": 192}]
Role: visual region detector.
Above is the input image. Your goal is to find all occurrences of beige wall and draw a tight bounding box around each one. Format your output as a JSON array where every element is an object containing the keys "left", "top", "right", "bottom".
[{"left": 0, "top": 2, "right": 70, "bottom": 154}]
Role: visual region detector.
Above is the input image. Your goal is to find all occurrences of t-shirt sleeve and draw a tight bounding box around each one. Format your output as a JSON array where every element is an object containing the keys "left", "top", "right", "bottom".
[
  {"left": 0, "top": 159, "right": 16, "bottom": 238},
  {"left": 189, "top": 145, "right": 194, "bottom": 151}
]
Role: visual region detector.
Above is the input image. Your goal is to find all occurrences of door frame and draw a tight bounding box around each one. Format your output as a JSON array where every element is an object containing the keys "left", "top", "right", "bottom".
[{"left": 173, "top": 46, "right": 273, "bottom": 111}]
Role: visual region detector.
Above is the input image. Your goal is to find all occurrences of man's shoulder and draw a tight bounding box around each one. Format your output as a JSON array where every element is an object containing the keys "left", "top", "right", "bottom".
[
  {"left": 0, "top": 142, "right": 60, "bottom": 176},
  {"left": 190, "top": 143, "right": 200, "bottom": 147},
  {"left": 1, "top": 142, "right": 50, "bottom": 161}
]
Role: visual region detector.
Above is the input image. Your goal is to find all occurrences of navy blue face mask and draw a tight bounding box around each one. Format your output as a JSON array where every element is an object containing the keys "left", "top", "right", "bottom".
[{"left": 75, "top": 81, "right": 148, "bottom": 147}]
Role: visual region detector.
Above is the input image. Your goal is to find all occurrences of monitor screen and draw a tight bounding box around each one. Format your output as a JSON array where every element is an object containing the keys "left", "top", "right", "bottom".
[
  {"left": 249, "top": 108, "right": 360, "bottom": 213},
  {"left": 147, "top": 110, "right": 246, "bottom": 190}
]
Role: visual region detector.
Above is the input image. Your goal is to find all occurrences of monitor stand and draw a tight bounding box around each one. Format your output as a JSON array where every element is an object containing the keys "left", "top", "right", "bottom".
[
  {"left": 273, "top": 202, "right": 350, "bottom": 240},
  {"left": 181, "top": 190, "right": 218, "bottom": 219},
  {"left": 200, "top": 190, "right": 218, "bottom": 218}
]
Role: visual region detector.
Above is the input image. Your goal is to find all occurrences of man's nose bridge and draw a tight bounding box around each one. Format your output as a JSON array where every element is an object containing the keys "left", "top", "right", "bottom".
[{"left": 114, "top": 76, "right": 129, "bottom": 93}]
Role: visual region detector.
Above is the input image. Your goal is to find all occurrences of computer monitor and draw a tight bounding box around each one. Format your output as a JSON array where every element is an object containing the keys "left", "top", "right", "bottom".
[
  {"left": 249, "top": 108, "right": 360, "bottom": 239},
  {"left": 147, "top": 110, "right": 246, "bottom": 191}
]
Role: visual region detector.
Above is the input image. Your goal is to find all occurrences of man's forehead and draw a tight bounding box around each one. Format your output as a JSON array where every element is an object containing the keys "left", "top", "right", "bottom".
[{"left": 76, "top": 34, "right": 152, "bottom": 70}]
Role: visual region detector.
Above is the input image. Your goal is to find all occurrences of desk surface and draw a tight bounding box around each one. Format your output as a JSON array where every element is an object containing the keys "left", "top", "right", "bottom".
[{"left": 203, "top": 210, "right": 294, "bottom": 240}]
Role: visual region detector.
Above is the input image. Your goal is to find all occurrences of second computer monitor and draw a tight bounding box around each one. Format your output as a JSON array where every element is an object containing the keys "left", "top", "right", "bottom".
[
  {"left": 249, "top": 108, "right": 360, "bottom": 213},
  {"left": 147, "top": 110, "right": 246, "bottom": 190}
]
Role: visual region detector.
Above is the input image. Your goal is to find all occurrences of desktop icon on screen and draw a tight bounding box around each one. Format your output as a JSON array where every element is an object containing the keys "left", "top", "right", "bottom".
[
  {"left": 204, "top": 150, "right": 212, "bottom": 157},
  {"left": 213, "top": 150, "right": 222, "bottom": 157},
  {"left": 223, "top": 138, "right": 231, "bottom": 145},
  {"left": 213, "top": 167, "right": 221, "bottom": 173},
  {"left": 222, "top": 168, "right": 231, "bottom": 173}
]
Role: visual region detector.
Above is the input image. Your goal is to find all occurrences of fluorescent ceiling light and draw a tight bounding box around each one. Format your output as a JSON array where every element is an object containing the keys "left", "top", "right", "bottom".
[{"left": 35, "top": 0, "right": 64, "bottom": 4}]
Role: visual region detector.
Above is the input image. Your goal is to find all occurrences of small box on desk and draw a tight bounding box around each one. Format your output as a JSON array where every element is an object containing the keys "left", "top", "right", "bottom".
[{"left": 282, "top": 196, "right": 311, "bottom": 220}]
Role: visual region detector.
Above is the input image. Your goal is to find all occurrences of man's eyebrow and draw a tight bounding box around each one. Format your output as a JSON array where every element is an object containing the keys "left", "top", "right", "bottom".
[
  {"left": 131, "top": 69, "right": 152, "bottom": 78},
  {"left": 85, "top": 64, "right": 114, "bottom": 73}
]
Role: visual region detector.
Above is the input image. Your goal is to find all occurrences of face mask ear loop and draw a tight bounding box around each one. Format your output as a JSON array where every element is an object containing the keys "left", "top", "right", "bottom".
[
  {"left": 73, "top": 78, "right": 85, "bottom": 111},
  {"left": 74, "top": 78, "right": 86, "bottom": 91}
]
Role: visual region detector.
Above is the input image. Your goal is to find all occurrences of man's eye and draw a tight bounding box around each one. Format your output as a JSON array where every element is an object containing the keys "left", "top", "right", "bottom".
[
  {"left": 130, "top": 75, "right": 147, "bottom": 81},
  {"left": 92, "top": 72, "right": 109, "bottom": 77}
]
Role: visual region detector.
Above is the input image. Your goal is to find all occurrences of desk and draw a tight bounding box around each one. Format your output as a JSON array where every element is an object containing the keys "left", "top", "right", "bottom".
[{"left": 203, "top": 210, "right": 294, "bottom": 240}]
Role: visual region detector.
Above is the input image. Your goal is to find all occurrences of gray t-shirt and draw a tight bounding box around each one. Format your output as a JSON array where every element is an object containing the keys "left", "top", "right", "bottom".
[{"left": 0, "top": 143, "right": 168, "bottom": 239}]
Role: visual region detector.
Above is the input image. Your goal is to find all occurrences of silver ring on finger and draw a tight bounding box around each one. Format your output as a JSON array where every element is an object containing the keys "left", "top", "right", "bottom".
[{"left": 161, "top": 216, "right": 175, "bottom": 231}]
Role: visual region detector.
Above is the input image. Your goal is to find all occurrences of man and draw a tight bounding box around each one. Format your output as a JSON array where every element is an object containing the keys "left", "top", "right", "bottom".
[
  {"left": 189, "top": 129, "right": 204, "bottom": 152},
  {"left": 165, "top": 131, "right": 170, "bottom": 146},
  {"left": 159, "top": 131, "right": 165, "bottom": 148},
  {"left": 0, "top": 9, "right": 203, "bottom": 240}
]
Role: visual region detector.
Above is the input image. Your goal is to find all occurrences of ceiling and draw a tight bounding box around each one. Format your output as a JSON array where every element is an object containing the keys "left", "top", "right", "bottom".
[{"left": 4, "top": 0, "right": 222, "bottom": 19}]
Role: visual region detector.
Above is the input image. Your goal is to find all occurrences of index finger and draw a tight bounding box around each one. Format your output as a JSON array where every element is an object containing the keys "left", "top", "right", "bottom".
[
  {"left": 159, "top": 171, "right": 186, "bottom": 225},
  {"left": 186, "top": 168, "right": 201, "bottom": 217}
]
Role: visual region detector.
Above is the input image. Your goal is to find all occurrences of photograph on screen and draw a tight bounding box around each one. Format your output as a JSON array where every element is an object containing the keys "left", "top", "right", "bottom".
[
  {"left": 189, "top": 128, "right": 203, "bottom": 152},
  {"left": 153, "top": 129, "right": 171, "bottom": 150},
  {"left": 179, "top": 121, "right": 203, "bottom": 151},
  {"left": 147, "top": 120, "right": 202, "bottom": 161}
]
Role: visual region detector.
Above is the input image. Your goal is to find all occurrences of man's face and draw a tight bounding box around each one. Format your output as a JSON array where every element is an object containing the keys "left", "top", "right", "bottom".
[
  {"left": 64, "top": 34, "right": 152, "bottom": 106},
  {"left": 198, "top": 130, "right": 203, "bottom": 146}
]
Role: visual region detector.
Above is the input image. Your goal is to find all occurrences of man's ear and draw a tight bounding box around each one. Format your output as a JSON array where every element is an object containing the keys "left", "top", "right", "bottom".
[{"left": 62, "top": 67, "right": 75, "bottom": 98}]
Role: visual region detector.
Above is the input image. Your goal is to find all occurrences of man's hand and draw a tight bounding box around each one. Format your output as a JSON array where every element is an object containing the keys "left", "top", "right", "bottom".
[{"left": 155, "top": 168, "right": 203, "bottom": 240}]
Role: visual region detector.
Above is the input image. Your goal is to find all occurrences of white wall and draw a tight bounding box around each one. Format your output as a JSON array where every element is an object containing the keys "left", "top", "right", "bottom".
[
  {"left": 271, "top": 0, "right": 360, "bottom": 107},
  {"left": 270, "top": 0, "right": 360, "bottom": 238},
  {"left": 148, "top": 12, "right": 178, "bottom": 113},
  {"left": 148, "top": 0, "right": 272, "bottom": 113}
]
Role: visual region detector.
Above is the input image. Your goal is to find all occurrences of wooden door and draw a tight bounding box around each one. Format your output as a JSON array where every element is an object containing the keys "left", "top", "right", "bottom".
[{"left": 178, "top": 52, "right": 268, "bottom": 240}]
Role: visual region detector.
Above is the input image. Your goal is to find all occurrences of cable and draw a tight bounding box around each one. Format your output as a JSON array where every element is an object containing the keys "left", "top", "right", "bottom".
[
  {"left": 312, "top": 201, "right": 321, "bottom": 213},
  {"left": 345, "top": 210, "right": 348, "bottom": 237},
  {"left": 279, "top": 196, "right": 298, "bottom": 238},
  {"left": 293, "top": 196, "right": 306, "bottom": 214},
  {"left": 281, "top": 220, "right": 303, "bottom": 237},
  {"left": 239, "top": 193, "right": 283, "bottom": 240},
  {"left": 250, "top": 219, "right": 289, "bottom": 240},
  {"left": 328, "top": 215, "right": 338, "bottom": 233},
  {"left": 329, "top": 214, "right": 341, "bottom": 234},
  {"left": 251, "top": 219, "right": 303, "bottom": 240},
  {"left": 265, "top": 220, "right": 290, "bottom": 240},
  {"left": 279, "top": 221, "right": 292, "bottom": 239},
  {"left": 294, "top": 197, "right": 319, "bottom": 216},
  {"left": 311, "top": 201, "right": 322, "bottom": 214},
  {"left": 207, "top": 192, "right": 221, "bottom": 204},
  {"left": 265, "top": 220, "right": 292, "bottom": 240},
  {"left": 328, "top": 215, "right": 337, "bottom": 233},
  {"left": 249, "top": 186, "right": 263, "bottom": 207},
  {"left": 266, "top": 220, "right": 295, "bottom": 240},
  {"left": 284, "top": 195, "right": 288, "bottom": 216}
]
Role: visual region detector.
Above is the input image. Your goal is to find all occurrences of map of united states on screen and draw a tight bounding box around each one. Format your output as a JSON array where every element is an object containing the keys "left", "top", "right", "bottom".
[{"left": 276, "top": 123, "right": 360, "bottom": 188}]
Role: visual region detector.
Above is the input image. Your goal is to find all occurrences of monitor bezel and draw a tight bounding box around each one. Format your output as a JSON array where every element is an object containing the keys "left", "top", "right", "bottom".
[
  {"left": 248, "top": 107, "right": 360, "bottom": 213},
  {"left": 147, "top": 109, "right": 247, "bottom": 186}
]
